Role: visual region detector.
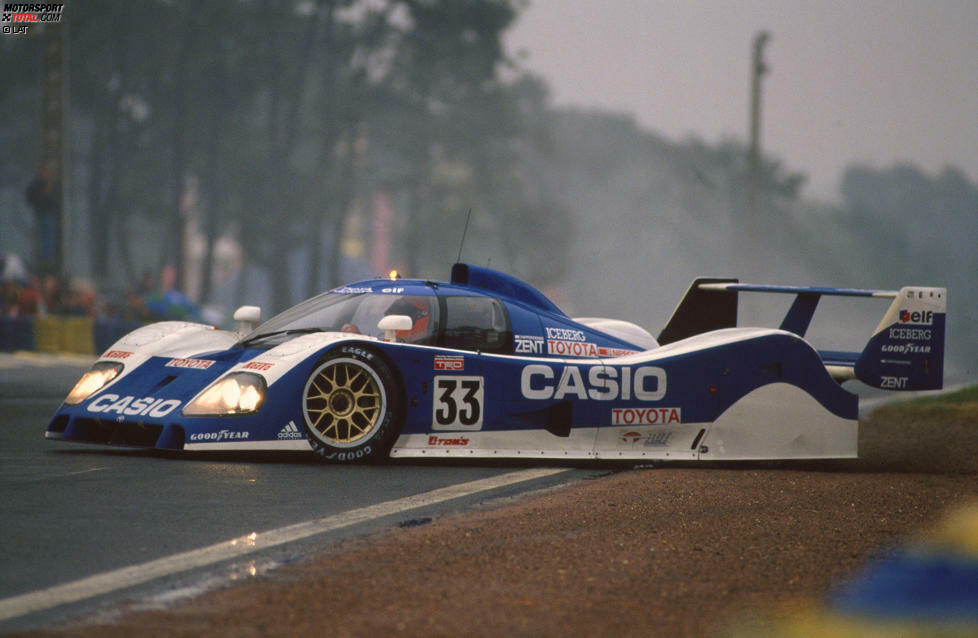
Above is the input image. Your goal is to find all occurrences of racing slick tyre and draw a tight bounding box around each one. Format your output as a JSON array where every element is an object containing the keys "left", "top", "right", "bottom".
[{"left": 301, "top": 345, "right": 403, "bottom": 463}]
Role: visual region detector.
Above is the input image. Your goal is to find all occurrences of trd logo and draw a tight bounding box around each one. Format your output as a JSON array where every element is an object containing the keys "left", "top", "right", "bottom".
[{"left": 900, "top": 310, "right": 933, "bottom": 325}]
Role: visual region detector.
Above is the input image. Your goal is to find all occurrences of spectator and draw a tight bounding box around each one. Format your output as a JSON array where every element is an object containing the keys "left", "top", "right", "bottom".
[{"left": 17, "top": 277, "right": 43, "bottom": 316}]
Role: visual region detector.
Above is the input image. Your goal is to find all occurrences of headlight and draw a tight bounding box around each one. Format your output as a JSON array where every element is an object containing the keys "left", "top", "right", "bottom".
[
  {"left": 64, "top": 362, "right": 123, "bottom": 405},
  {"left": 183, "top": 373, "right": 266, "bottom": 416}
]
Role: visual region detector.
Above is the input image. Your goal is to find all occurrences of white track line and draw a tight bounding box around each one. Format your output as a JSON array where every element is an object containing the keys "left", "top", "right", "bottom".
[{"left": 0, "top": 467, "right": 567, "bottom": 622}]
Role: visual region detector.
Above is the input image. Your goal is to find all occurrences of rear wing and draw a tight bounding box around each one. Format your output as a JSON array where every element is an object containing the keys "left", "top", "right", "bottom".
[{"left": 659, "top": 279, "right": 946, "bottom": 391}]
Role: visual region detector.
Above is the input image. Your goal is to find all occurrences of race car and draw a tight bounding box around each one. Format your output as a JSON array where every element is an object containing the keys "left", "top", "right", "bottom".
[{"left": 45, "top": 263, "right": 946, "bottom": 462}]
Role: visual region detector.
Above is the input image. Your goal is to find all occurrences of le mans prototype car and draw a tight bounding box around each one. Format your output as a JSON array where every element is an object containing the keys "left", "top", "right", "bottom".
[{"left": 46, "top": 263, "right": 946, "bottom": 462}]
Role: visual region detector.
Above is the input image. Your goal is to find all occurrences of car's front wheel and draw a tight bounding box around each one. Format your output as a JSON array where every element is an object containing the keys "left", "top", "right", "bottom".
[{"left": 301, "top": 346, "right": 402, "bottom": 463}]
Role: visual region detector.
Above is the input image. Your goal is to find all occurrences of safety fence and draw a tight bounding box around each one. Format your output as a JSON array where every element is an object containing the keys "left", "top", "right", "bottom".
[{"left": 0, "top": 316, "right": 143, "bottom": 356}]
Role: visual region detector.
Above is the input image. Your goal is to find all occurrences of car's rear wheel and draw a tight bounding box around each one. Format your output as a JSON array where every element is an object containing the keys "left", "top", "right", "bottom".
[{"left": 301, "top": 346, "right": 402, "bottom": 463}]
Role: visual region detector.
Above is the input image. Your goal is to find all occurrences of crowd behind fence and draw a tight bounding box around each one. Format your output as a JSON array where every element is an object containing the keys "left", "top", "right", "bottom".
[{"left": 1, "top": 259, "right": 200, "bottom": 355}]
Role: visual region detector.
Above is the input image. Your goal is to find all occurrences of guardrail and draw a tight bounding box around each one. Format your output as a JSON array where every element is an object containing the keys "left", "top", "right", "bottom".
[{"left": 0, "top": 316, "right": 143, "bottom": 356}]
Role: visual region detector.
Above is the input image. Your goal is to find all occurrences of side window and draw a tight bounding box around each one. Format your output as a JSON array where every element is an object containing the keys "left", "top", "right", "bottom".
[
  {"left": 384, "top": 296, "right": 438, "bottom": 345},
  {"left": 441, "top": 297, "right": 512, "bottom": 353}
]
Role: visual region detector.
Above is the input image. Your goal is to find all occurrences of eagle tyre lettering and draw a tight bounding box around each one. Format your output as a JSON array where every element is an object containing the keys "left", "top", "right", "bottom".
[
  {"left": 301, "top": 348, "right": 403, "bottom": 463},
  {"left": 432, "top": 376, "right": 484, "bottom": 431}
]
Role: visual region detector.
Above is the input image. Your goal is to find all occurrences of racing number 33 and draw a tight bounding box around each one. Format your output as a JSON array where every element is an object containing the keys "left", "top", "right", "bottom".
[{"left": 433, "top": 376, "right": 484, "bottom": 430}]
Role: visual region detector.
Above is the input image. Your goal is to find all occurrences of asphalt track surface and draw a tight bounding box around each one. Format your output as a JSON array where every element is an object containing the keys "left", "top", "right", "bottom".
[
  {"left": 8, "top": 394, "right": 977, "bottom": 637},
  {"left": 0, "top": 353, "right": 601, "bottom": 632}
]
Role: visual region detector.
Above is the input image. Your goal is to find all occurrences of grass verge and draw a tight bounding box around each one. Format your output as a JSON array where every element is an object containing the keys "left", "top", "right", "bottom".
[{"left": 872, "top": 384, "right": 978, "bottom": 418}]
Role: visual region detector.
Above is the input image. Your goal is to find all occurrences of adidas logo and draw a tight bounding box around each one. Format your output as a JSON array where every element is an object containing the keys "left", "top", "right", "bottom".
[{"left": 277, "top": 420, "right": 303, "bottom": 440}]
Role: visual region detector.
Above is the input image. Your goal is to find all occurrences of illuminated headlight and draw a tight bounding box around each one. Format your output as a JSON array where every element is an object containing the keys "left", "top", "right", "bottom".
[
  {"left": 64, "top": 362, "right": 123, "bottom": 405},
  {"left": 183, "top": 373, "right": 266, "bottom": 416}
]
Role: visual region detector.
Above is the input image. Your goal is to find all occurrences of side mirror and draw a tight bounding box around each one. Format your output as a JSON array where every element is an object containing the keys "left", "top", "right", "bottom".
[
  {"left": 377, "top": 314, "right": 412, "bottom": 342},
  {"left": 233, "top": 305, "right": 262, "bottom": 336}
]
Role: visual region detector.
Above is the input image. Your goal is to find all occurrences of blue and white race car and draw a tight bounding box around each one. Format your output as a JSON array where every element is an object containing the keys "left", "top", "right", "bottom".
[{"left": 46, "top": 263, "right": 946, "bottom": 462}]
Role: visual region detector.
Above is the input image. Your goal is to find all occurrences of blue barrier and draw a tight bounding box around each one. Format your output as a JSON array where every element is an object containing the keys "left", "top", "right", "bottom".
[
  {"left": 0, "top": 317, "right": 35, "bottom": 352},
  {"left": 94, "top": 318, "right": 144, "bottom": 354},
  {"left": 0, "top": 316, "right": 144, "bottom": 355}
]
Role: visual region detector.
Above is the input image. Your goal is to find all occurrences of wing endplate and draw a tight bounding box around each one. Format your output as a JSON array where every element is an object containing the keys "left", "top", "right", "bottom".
[
  {"left": 658, "top": 278, "right": 738, "bottom": 345},
  {"left": 855, "top": 287, "right": 946, "bottom": 391}
]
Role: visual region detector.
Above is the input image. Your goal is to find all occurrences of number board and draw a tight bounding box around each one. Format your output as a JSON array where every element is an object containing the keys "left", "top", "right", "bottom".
[{"left": 432, "top": 376, "right": 484, "bottom": 431}]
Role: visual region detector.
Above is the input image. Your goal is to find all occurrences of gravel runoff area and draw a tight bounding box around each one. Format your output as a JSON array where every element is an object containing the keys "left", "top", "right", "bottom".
[{"left": 14, "top": 400, "right": 978, "bottom": 638}]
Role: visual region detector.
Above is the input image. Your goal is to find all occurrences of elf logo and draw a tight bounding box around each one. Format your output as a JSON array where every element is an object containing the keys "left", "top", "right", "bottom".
[{"left": 900, "top": 310, "right": 933, "bottom": 325}]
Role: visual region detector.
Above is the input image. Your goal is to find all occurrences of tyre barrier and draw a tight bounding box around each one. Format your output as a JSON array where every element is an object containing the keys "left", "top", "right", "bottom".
[
  {"left": 823, "top": 501, "right": 978, "bottom": 629},
  {"left": 0, "top": 316, "right": 143, "bottom": 355},
  {"left": 729, "top": 501, "right": 978, "bottom": 636}
]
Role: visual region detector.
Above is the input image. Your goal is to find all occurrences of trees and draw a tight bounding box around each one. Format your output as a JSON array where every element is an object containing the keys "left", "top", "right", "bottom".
[
  {"left": 360, "top": 0, "right": 574, "bottom": 282},
  {"left": 5, "top": 0, "right": 569, "bottom": 316}
]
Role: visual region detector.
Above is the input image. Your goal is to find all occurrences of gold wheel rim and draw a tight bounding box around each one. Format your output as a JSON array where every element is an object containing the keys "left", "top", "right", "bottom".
[{"left": 305, "top": 360, "right": 383, "bottom": 445}]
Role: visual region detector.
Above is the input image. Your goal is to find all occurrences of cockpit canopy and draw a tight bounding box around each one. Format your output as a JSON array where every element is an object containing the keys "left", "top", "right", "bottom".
[{"left": 242, "top": 292, "right": 511, "bottom": 352}]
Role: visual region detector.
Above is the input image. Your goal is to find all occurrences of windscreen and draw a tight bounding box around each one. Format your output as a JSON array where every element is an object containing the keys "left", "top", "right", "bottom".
[{"left": 243, "top": 293, "right": 437, "bottom": 345}]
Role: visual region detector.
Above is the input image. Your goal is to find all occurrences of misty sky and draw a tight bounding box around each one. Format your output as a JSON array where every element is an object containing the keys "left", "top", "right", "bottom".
[{"left": 505, "top": 0, "right": 978, "bottom": 202}]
